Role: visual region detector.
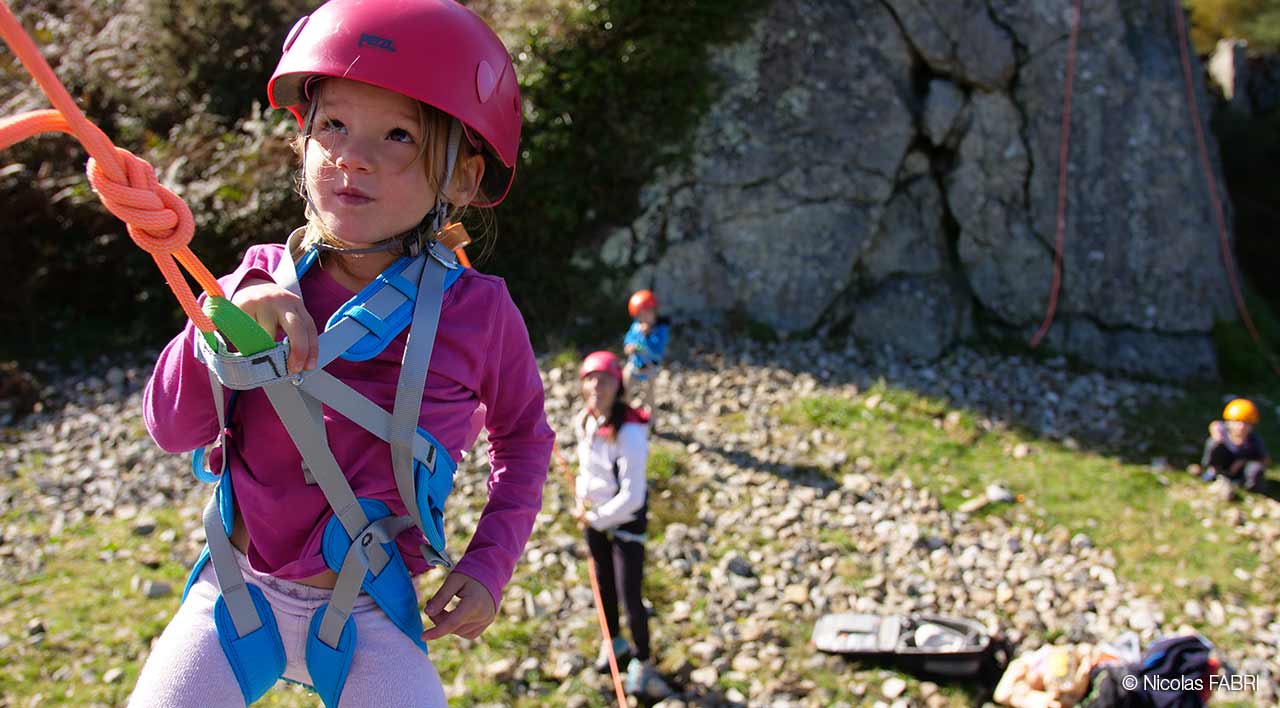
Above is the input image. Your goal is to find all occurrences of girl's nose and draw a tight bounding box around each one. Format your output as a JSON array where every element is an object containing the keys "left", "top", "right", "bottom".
[{"left": 334, "top": 142, "right": 374, "bottom": 173}]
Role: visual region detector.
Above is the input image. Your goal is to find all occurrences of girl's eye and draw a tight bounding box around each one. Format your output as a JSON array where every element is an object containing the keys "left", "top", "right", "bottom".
[
  {"left": 319, "top": 118, "right": 346, "bottom": 134},
  {"left": 387, "top": 128, "right": 415, "bottom": 144}
]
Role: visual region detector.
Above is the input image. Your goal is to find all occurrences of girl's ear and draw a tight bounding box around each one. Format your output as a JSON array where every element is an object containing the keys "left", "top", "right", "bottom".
[{"left": 444, "top": 153, "right": 486, "bottom": 207}]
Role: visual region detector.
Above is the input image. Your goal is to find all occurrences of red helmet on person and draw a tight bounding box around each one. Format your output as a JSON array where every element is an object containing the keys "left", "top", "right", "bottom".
[
  {"left": 579, "top": 351, "right": 623, "bottom": 383},
  {"left": 628, "top": 290, "right": 658, "bottom": 317},
  {"left": 267, "top": 0, "right": 522, "bottom": 206}
]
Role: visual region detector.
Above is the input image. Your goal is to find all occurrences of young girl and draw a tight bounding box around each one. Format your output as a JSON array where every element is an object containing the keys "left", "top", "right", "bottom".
[
  {"left": 573, "top": 351, "right": 670, "bottom": 699},
  {"left": 131, "top": 1, "right": 553, "bottom": 705}
]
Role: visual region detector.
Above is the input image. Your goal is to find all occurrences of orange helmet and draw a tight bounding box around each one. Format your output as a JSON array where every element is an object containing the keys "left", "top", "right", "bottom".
[
  {"left": 1223, "top": 398, "right": 1260, "bottom": 425},
  {"left": 628, "top": 290, "right": 658, "bottom": 317}
]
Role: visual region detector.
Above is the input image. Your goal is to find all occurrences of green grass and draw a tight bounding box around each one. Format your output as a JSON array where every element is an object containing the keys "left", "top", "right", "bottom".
[
  {"left": 0, "top": 505, "right": 191, "bottom": 706},
  {"left": 3, "top": 378, "right": 1276, "bottom": 706},
  {"left": 779, "top": 383, "right": 1278, "bottom": 658}
]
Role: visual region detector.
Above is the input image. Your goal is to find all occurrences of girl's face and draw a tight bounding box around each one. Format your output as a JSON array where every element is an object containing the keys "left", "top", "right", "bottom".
[
  {"left": 581, "top": 371, "right": 619, "bottom": 416},
  {"left": 1226, "top": 420, "right": 1251, "bottom": 443},
  {"left": 304, "top": 78, "right": 436, "bottom": 247},
  {"left": 636, "top": 308, "right": 657, "bottom": 327}
]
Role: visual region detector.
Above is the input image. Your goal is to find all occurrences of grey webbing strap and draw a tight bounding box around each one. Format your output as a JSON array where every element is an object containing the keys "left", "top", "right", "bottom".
[
  {"left": 195, "top": 367, "right": 229, "bottom": 480},
  {"left": 298, "top": 370, "right": 439, "bottom": 469},
  {"left": 389, "top": 255, "right": 447, "bottom": 537},
  {"left": 299, "top": 392, "right": 328, "bottom": 486},
  {"left": 312, "top": 256, "right": 428, "bottom": 370},
  {"left": 202, "top": 496, "right": 262, "bottom": 637},
  {"left": 273, "top": 228, "right": 308, "bottom": 300},
  {"left": 262, "top": 228, "right": 431, "bottom": 371},
  {"left": 443, "top": 121, "right": 462, "bottom": 203},
  {"left": 208, "top": 367, "right": 226, "bottom": 430},
  {"left": 262, "top": 383, "right": 390, "bottom": 573},
  {"left": 196, "top": 338, "right": 292, "bottom": 390},
  {"left": 316, "top": 515, "right": 416, "bottom": 648}
]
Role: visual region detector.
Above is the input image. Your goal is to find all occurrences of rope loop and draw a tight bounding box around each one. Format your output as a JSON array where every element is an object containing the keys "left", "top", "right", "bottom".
[
  {"left": 0, "top": 1, "right": 220, "bottom": 332},
  {"left": 86, "top": 147, "right": 194, "bottom": 256}
]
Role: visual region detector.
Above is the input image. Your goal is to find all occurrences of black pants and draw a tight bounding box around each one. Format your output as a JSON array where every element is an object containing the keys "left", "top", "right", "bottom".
[
  {"left": 1202, "top": 438, "right": 1266, "bottom": 490},
  {"left": 584, "top": 511, "right": 649, "bottom": 661}
]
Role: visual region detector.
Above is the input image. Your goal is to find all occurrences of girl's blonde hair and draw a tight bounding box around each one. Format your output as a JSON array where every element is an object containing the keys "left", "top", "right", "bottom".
[{"left": 291, "top": 80, "right": 492, "bottom": 254}]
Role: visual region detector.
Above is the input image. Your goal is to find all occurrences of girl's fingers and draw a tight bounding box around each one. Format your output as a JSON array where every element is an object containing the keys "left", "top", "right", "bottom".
[
  {"left": 424, "top": 573, "right": 465, "bottom": 616},
  {"left": 280, "top": 309, "right": 307, "bottom": 373},
  {"left": 280, "top": 307, "right": 319, "bottom": 373},
  {"left": 421, "top": 607, "right": 462, "bottom": 641},
  {"left": 299, "top": 307, "right": 320, "bottom": 370}
]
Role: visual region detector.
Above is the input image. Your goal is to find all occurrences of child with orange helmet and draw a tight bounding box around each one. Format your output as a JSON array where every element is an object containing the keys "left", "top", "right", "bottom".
[
  {"left": 1200, "top": 398, "right": 1269, "bottom": 491},
  {"left": 132, "top": 2, "right": 553, "bottom": 705},
  {"left": 622, "top": 289, "right": 670, "bottom": 413}
]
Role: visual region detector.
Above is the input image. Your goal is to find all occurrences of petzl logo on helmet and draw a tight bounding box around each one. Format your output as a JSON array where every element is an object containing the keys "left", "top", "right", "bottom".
[{"left": 358, "top": 33, "right": 396, "bottom": 52}]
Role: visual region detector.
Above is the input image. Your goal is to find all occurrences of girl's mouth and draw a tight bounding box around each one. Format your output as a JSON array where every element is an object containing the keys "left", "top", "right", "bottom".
[{"left": 335, "top": 187, "right": 372, "bottom": 205}]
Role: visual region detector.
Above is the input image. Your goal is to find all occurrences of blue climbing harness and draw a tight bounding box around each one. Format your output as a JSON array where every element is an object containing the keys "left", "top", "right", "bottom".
[{"left": 182, "top": 228, "right": 464, "bottom": 706}]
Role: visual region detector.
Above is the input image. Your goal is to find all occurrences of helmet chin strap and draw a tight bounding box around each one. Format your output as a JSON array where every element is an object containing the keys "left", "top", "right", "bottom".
[{"left": 302, "top": 102, "right": 465, "bottom": 258}]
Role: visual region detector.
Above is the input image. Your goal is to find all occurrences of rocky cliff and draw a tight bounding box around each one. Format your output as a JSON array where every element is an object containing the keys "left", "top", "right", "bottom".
[{"left": 594, "top": 0, "right": 1237, "bottom": 380}]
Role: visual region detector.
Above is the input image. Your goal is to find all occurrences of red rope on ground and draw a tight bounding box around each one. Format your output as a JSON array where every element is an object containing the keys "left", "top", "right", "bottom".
[
  {"left": 1171, "top": 0, "right": 1280, "bottom": 376},
  {"left": 1030, "top": 0, "right": 1083, "bottom": 349},
  {"left": 0, "top": 2, "right": 223, "bottom": 332},
  {"left": 552, "top": 446, "right": 629, "bottom": 708}
]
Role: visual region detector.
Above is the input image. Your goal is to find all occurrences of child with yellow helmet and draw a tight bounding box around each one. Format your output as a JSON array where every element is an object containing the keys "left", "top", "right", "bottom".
[{"left": 1200, "top": 398, "right": 1270, "bottom": 492}]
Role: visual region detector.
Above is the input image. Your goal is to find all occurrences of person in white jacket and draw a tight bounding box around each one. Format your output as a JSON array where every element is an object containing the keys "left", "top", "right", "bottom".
[{"left": 573, "top": 351, "right": 669, "bottom": 698}]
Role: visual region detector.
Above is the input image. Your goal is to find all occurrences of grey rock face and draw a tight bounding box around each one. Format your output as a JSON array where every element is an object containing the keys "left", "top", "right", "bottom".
[
  {"left": 853, "top": 276, "right": 972, "bottom": 360},
  {"left": 923, "top": 80, "right": 967, "bottom": 148},
  {"left": 591, "top": 0, "right": 1236, "bottom": 380},
  {"left": 883, "top": 0, "right": 1017, "bottom": 89},
  {"left": 629, "top": 0, "right": 916, "bottom": 334}
]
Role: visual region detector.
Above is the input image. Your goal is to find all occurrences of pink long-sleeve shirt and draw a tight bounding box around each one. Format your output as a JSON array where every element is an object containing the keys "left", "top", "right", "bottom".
[{"left": 144, "top": 244, "right": 553, "bottom": 607}]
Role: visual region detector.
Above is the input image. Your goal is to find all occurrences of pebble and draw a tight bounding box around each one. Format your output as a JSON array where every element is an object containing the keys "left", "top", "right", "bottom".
[{"left": 882, "top": 677, "right": 907, "bottom": 699}]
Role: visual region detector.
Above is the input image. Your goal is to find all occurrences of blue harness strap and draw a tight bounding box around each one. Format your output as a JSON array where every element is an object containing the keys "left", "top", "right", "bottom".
[
  {"left": 214, "top": 585, "right": 287, "bottom": 703},
  {"left": 320, "top": 498, "right": 428, "bottom": 653},
  {"left": 305, "top": 605, "right": 357, "bottom": 706},
  {"left": 186, "top": 237, "right": 463, "bottom": 706},
  {"left": 314, "top": 252, "right": 463, "bottom": 363}
]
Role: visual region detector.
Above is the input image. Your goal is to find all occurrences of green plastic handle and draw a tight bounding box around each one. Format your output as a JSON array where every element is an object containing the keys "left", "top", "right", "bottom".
[{"left": 202, "top": 296, "right": 277, "bottom": 356}]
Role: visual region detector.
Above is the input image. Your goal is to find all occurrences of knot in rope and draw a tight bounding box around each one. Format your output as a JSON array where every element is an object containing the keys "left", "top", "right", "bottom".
[
  {"left": 86, "top": 147, "right": 194, "bottom": 256},
  {"left": 0, "top": 1, "right": 224, "bottom": 333}
]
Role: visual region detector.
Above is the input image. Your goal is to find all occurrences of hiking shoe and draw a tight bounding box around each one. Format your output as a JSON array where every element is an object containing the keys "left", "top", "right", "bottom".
[
  {"left": 595, "top": 637, "right": 633, "bottom": 674},
  {"left": 625, "top": 658, "right": 672, "bottom": 699}
]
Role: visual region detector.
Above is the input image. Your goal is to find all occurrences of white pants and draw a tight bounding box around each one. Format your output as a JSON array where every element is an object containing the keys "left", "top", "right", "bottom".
[{"left": 129, "top": 548, "right": 447, "bottom": 707}]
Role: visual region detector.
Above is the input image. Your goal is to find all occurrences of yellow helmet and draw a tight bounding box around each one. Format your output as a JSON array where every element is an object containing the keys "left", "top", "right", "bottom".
[{"left": 1223, "top": 398, "right": 1260, "bottom": 425}]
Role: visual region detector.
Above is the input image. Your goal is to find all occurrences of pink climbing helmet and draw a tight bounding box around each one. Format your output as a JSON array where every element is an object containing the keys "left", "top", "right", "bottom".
[
  {"left": 267, "top": 0, "right": 522, "bottom": 207},
  {"left": 579, "top": 351, "right": 623, "bottom": 383}
]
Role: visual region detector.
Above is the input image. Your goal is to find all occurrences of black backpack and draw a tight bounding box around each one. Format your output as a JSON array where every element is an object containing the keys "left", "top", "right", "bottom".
[{"left": 1083, "top": 635, "right": 1213, "bottom": 708}]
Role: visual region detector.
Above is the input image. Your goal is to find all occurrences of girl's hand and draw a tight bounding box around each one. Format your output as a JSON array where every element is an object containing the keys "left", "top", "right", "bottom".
[
  {"left": 572, "top": 502, "right": 589, "bottom": 529},
  {"left": 231, "top": 280, "right": 318, "bottom": 373},
  {"left": 422, "top": 571, "right": 496, "bottom": 641}
]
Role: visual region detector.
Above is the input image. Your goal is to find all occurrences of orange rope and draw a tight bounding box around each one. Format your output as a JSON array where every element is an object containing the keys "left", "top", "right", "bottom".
[
  {"left": 0, "top": 2, "right": 223, "bottom": 332},
  {"left": 1030, "top": 0, "right": 1083, "bottom": 349},
  {"left": 1171, "top": 0, "right": 1280, "bottom": 377},
  {"left": 552, "top": 446, "right": 629, "bottom": 708}
]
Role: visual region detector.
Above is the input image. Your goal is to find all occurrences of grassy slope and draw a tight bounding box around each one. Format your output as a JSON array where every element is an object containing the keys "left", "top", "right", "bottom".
[{"left": 3, "top": 380, "right": 1274, "bottom": 706}]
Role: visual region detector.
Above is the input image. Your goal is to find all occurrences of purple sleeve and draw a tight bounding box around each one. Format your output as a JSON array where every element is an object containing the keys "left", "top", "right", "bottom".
[
  {"left": 450, "top": 283, "right": 554, "bottom": 608},
  {"left": 142, "top": 245, "right": 282, "bottom": 453}
]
